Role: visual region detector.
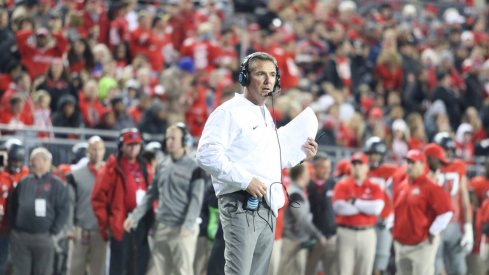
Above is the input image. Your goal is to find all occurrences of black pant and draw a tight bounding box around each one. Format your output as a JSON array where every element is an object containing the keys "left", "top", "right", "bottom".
[
  {"left": 207, "top": 221, "right": 225, "bottom": 275},
  {"left": 109, "top": 223, "right": 150, "bottom": 275}
]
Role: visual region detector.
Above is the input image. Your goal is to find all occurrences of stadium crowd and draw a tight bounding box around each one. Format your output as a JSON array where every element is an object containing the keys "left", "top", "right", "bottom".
[{"left": 0, "top": 0, "right": 488, "bottom": 274}]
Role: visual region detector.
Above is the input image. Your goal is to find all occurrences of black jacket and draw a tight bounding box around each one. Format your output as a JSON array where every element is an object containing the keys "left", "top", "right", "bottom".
[
  {"left": 10, "top": 172, "right": 70, "bottom": 235},
  {"left": 307, "top": 178, "right": 337, "bottom": 238}
]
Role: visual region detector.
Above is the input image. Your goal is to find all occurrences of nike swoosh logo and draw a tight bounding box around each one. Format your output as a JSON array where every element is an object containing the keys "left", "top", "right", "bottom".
[{"left": 253, "top": 126, "right": 258, "bottom": 130}]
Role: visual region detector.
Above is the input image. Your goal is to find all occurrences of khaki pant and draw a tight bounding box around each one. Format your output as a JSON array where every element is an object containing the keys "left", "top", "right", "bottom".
[
  {"left": 394, "top": 237, "right": 440, "bottom": 275},
  {"left": 268, "top": 239, "right": 283, "bottom": 275},
  {"left": 193, "top": 236, "right": 211, "bottom": 275},
  {"left": 466, "top": 252, "right": 485, "bottom": 275},
  {"left": 67, "top": 228, "right": 107, "bottom": 275},
  {"left": 306, "top": 235, "right": 338, "bottom": 275},
  {"left": 153, "top": 223, "right": 199, "bottom": 275},
  {"left": 337, "top": 227, "right": 376, "bottom": 275},
  {"left": 277, "top": 238, "right": 307, "bottom": 275}
]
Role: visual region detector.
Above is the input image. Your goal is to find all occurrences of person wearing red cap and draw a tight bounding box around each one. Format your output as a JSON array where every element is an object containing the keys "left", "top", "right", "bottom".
[
  {"left": 424, "top": 142, "right": 473, "bottom": 275},
  {"left": 16, "top": 26, "right": 68, "bottom": 78},
  {"left": 333, "top": 152, "right": 384, "bottom": 275},
  {"left": 393, "top": 149, "right": 453, "bottom": 275},
  {"left": 91, "top": 128, "right": 153, "bottom": 275}
]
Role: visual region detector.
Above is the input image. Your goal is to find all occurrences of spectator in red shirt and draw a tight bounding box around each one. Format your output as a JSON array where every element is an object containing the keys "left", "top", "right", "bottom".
[
  {"left": 16, "top": 26, "right": 68, "bottom": 78},
  {"left": 82, "top": 0, "right": 109, "bottom": 44},
  {"left": 78, "top": 79, "right": 105, "bottom": 128},
  {"left": 464, "top": 107, "right": 486, "bottom": 143},
  {"left": 375, "top": 48, "right": 403, "bottom": 92},
  {"left": 0, "top": 94, "right": 33, "bottom": 133},
  {"left": 129, "top": 11, "right": 155, "bottom": 68},
  {"left": 128, "top": 93, "right": 150, "bottom": 125},
  {"left": 108, "top": 1, "right": 130, "bottom": 50}
]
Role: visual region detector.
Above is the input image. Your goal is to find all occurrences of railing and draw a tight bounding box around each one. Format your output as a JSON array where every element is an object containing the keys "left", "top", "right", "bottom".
[{"left": 0, "top": 124, "right": 485, "bottom": 177}]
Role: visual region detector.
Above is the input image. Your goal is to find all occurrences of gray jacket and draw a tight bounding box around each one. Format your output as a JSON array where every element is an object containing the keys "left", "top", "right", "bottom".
[
  {"left": 67, "top": 164, "right": 99, "bottom": 230},
  {"left": 131, "top": 154, "right": 205, "bottom": 230},
  {"left": 10, "top": 173, "right": 70, "bottom": 235},
  {"left": 282, "top": 183, "right": 323, "bottom": 242}
]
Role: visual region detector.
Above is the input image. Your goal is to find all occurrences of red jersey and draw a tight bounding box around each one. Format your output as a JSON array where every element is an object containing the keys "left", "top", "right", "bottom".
[
  {"left": 180, "top": 38, "right": 221, "bottom": 72},
  {"left": 0, "top": 167, "right": 29, "bottom": 234},
  {"left": 437, "top": 160, "right": 467, "bottom": 223},
  {"left": 393, "top": 174, "right": 453, "bottom": 245},
  {"left": 368, "top": 164, "right": 398, "bottom": 219},
  {"left": 16, "top": 30, "right": 68, "bottom": 78},
  {"left": 333, "top": 177, "right": 383, "bottom": 227},
  {"left": 470, "top": 176, "right": 489, "bottom": 205},
  {"left": 78, "top": 91, "right": 105, "bottom": 128}
]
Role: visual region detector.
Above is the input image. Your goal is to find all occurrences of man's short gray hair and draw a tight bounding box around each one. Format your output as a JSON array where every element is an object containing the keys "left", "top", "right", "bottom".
[{"left": 30, "top": 147, "right": 53, "bottom": 162}]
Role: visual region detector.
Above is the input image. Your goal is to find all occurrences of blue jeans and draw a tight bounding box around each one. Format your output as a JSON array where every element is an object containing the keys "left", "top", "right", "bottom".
[{"left": 0, "top": 234, "right": 9, "bottom": 275}]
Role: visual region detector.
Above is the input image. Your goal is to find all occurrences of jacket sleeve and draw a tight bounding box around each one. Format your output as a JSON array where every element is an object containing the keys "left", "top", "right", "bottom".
[
  {"left": 182, "top": 167, "right": 205, "bottom": 230},
  {"left": 65, "top": 174, "right": 76, "bottom": 230},
  {"left": 91, "top": 165, "right": 113, "bottom": 240},
  {"left": 288, "top": 193, "right": 323, "bottom": 239},
  {"left": 52, "top": 32, "right": 68, "bottom": 57},
  {"left": 8, "top": 180, "right": 20, "bottom": 227},
  {"left": 15, "top": 29, "right": 34, "bottom": 57},
  {"left": 196, "top": 109, "right": 253, "bottom": 190},
  {"left": 130, "top": 172, "right": 159, "bottom": 224},
  {"left": 50, "top": 181, "right": 70, "bottom": 235}
]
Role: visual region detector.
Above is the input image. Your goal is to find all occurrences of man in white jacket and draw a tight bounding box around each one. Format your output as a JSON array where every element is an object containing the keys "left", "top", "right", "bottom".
[{"left": 196, "top": 52, "right": 318, "bottom": 275}]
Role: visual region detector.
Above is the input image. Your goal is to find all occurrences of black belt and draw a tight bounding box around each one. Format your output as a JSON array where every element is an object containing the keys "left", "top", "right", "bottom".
[
  {"left": 219, "top": 191, "right": 270, "bottom": 209},
  {"left": 338, "top": 225, "right": 374, "bottom": 231}
]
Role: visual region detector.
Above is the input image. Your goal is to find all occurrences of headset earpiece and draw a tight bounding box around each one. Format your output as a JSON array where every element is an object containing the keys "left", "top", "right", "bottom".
[{"left": 175, "top": 122, "right": 191, "bottom": 148}]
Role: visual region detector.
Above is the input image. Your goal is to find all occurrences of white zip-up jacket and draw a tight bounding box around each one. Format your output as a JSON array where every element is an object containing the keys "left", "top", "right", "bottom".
[{"left": 196, "top": 93, "right": 303, "bottom": 216}]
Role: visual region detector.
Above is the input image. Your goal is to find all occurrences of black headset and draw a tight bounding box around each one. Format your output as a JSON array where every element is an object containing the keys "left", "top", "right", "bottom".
[
  {"left": 163, "top": 122, "right": 192, "bottom": 153},
  {"left": 175, "top": 122, "right": 191, "bottom": 147},
  {"left": 238, "top": 52, "right": 281, "bottom": 96}
]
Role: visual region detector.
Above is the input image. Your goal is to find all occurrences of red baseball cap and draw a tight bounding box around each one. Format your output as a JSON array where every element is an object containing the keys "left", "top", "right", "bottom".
[
  {"left": 424, "top": 143, "right": 449, "bottom": 164},
  {"left": 405, "top": 149, "right": 426, "bottom": 163},
  {"left": 351, "top": 152, "right": 369, "bottom": 165},
  {"left": 333, "top": 159, "right": 351, "bottom": 177},
  {"left": 120, "top": 130, "right": 142, "bottom": 144}
]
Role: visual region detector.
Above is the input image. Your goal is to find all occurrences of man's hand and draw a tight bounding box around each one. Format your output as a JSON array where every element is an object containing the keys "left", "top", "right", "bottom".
[
  {"left": 123, "top": 217, "right": 136, "bottom": 232},
  {"left": 180, "top": 227, "right": 191, "bottom": 237},
  {"left": 303, "top": 138, "right": 318, "bottom": 161},
  {"left": 66, "top": 230, "right": 77, "bottom": 240},
  {"left": 246, "top": 178, "right": 266, "bottom": 198},
  {"left": 319, "top": 236, "right": 327, "bottom": 246},
  {"left": 461, "top": 223, "right": 474, "bottom": 253},
  {"left": 0, "top": 205, "right": 4, "bottom": 221}
]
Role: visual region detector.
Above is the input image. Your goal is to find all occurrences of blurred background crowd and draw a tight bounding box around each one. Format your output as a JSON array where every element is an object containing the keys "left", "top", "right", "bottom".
[{"left": 0, "top": 0, "right": 488, "bottom": 274}]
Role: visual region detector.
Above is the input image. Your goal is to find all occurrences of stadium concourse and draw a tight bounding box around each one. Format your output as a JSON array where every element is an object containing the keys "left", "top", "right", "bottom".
[{"left": 0, "top": 0, "right": 488, "bottom": 274}]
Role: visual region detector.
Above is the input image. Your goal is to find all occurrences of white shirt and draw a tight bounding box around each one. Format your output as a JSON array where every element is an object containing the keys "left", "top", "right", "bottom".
[{"left": 196, "top": 93, "right": 302, "bottom": 215}]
